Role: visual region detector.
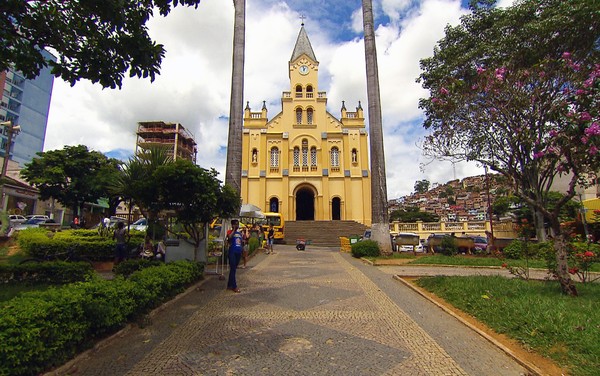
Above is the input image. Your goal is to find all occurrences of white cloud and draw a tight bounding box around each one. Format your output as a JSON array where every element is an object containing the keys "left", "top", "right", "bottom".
[{"left": 45, "top": 0, "right": 480, "bottom": 198}]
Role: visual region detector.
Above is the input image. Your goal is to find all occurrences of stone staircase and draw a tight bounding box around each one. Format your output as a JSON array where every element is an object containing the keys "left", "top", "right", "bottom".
[{"left": 283, "top": 220, "right": 368, "bottom": 247}]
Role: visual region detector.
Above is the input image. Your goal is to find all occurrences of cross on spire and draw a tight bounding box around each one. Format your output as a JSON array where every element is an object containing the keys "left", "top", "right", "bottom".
[{"left": 299, "top": 14, "right": 306, "bottom": 26}]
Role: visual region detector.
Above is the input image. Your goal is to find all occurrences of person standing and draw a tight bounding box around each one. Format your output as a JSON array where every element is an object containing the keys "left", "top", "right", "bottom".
[
  {"left": 113, "top": 222, "right": 129, "bottom": 265},
  {"left": 267, "top": 224, "right": 275, "bottom": 254},
  {"left": 226, "top": 219, "right": 243, "bottom": 293}
]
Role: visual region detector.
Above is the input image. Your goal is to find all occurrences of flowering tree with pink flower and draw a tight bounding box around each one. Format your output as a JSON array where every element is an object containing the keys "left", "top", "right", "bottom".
[{"left": 418, "top": 0, "right": 599, "bottom": 295}]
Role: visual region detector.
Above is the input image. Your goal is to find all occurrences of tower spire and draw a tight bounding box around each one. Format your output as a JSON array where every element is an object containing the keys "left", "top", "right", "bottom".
[{"left": 290, "top": 23, "right": 317, "bottom": 63}]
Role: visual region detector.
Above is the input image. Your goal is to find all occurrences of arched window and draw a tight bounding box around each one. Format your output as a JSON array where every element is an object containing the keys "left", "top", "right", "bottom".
[
  {"left": 331, "top": 147, "right": 340, "bottom": 169},
  {"left": 307, "top": 108, "right": 314, "bottom": 124},
  {"left": 270, "top": 147, "right": 279, "bottom": 168},
  {"left": 306, "top": 85, "right": 313, "bottom": 98},
  {"left": 302, "top": 139, "right": 308, "bottom": 170},
  {"left": 293, "top": 147, "right": 300, "bottom": 169},
  {"left": 295, "top": 85, "right": 303, "bottom": 98},
  {"left": 270, "top": 197, "right": 279, "bottom": 213},
  {"left": 296, "top": 108, "right": 302, "bottom": 124},
  {"left": 310, "top": 147, "right": 317, "bottom": 170}
]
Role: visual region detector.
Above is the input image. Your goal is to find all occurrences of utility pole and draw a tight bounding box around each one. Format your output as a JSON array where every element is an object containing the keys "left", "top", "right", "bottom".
[{"left": 0, "top": 120, "right": 21, "bottom": 212}]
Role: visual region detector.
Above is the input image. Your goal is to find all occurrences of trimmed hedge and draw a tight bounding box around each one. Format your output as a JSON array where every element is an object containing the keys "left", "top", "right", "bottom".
[
  {"left": 16, "top": 229, "right": 146, "bottom": 261},
  {"left": 0, "top": 262, "right": 94, "bottom": 285},
  {"left": 351, "top": 240, "right": 380, "bottom": 258},
  {"left": 0, "top": 260, "right": 204, "bottom": 376}
]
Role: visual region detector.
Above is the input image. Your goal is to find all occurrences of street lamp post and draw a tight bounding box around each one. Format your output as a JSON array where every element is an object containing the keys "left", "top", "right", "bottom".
[
  {"left": 484, "top": 165, "right": 495, "bottom": 250},
  {"left": 0, "top": 120, "right": 21, "bottom": 212}
]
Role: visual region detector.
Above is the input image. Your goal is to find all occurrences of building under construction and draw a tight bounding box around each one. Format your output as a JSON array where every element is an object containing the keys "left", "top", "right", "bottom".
[{"left": 135, "top": 121, "right": 197, "bottom": 163}]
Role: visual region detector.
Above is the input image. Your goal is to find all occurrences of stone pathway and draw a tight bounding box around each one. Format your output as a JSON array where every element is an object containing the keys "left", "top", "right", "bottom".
[{"left": 50, "top": 245, "right": 530, "bottom": 376}]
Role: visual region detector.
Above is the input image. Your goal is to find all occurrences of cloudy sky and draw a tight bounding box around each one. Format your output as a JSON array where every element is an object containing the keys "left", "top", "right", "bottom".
[{"left": 44, "top": 0, "right": 515, "bottom": 199}]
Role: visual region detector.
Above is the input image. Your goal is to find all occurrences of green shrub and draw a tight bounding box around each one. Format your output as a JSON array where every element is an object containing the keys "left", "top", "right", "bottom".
[
  {"left": 17, "top": 229, "right": 145, "bottom": 262},
  {"left": 503, "top": 240, "right": 544, "bottom": 260},
  {"left": 0, "top": 262, "right": 94, "bottom": 285},
  {"left": 113, "top": 259, "right": 164, "bottom": 278},
  {"left": 0, "top": 261, "right": 203, "bottom": 376},
  {"left": 439, "top": 236, "right": 458, "bottom": 256},
  {"left": 503, "top": 240, "right": 524, "bottom": 259},
  {"left": 351, "top": 240, "right": 380, "bottom": 258}
]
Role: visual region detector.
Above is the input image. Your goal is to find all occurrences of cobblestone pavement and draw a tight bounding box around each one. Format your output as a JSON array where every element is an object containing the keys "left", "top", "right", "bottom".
[{"left": 53, "top": 245, "right": 530, "bottom": 376}]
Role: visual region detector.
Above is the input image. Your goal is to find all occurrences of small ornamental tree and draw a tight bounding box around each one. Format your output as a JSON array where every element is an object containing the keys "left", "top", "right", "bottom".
[
  {"left": 153, "top": 160, "right": 240, "bottom": 261},
  {"left": 418, "top": 0, "right": 600, "bottom": 295}
]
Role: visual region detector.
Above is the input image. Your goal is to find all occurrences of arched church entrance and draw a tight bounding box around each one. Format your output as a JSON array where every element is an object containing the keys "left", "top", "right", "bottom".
[
  {"left": 332, "top": 197, "right": 341, "bottom": 220},
  {"left": 295, "top": 186, "right": 315, "bottom": 220}
]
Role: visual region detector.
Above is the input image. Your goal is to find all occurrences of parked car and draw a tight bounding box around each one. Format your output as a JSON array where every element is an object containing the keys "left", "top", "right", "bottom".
[
  {"left": 92, "top": 216, "right": 128, "bottom": 229},
  {"left": 11, "top": 218, "right": 57, "bottom": 233},
  {"left": 394, "top": 232, "right": 423, "bottom": 252},
  {"left": 130, "top": 218, "right": 148, "bottom": 231},
  {"left": 471, "top": 236, "right": 488, "bottom": 253},
  {"left": 25, "top": 214, "right": 50, "bottom": 221},
  {"left": 8, "top": 214, "right": 27, "bottom": 225}
]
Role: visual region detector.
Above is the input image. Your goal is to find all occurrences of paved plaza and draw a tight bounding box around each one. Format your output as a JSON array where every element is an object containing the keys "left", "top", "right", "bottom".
[{"left": 52, "top": 245, "right": 532, "bottom": 376}]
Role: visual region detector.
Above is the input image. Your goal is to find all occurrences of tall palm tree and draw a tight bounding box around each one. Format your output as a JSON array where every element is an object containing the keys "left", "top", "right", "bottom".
[
  {"left": 225, "top": 0, "right": 245, "bottom": 197},
  {"left": 362, "top": 0, "right": 392, "bottom": 255}
]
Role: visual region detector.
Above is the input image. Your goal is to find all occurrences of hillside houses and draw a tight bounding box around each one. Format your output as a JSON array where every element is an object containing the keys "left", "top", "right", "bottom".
[{"left": 389, "top": 174, "right": 506, "bottom": 222}]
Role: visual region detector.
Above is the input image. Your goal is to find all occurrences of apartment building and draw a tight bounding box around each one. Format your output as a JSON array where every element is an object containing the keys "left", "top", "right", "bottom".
[
  {"left": 135, "top": 121, "right": 197, "bottom": 163},
  {"left": 0, "top": 50, "right": 56, "bottom": 166}
]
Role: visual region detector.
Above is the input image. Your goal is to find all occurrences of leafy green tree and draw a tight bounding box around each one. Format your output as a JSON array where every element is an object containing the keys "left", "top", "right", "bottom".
[
  {"left": 109, "top": 146, "right": 173, "bottom": 230},
  {"left": 414, "top": 179, "right": 430, "bottom": 194},
  {"left": 153, "top": 160, "right": 240, "bottom": 260},
  {"left": 418, "top": 0, "right": 599, "bottom": 295},
  {"left": 390, "top": 208, "right": 439, "bottom": 223},
  {"left": 1, "top": 0, "right": 202, "bottom": 88},
  {"left": 21, "top": 145, "right": 119, "bottom": 219}
]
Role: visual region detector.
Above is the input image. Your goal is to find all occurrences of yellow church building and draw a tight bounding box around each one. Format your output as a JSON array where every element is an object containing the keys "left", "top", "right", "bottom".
[{"left": 241, "top": 24, "right": 372, "bottom": 226}]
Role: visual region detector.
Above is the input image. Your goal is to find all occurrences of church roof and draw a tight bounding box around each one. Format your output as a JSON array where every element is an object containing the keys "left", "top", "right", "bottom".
[{"left": 290, "top": 25, "right": 317, "bottom": 63}]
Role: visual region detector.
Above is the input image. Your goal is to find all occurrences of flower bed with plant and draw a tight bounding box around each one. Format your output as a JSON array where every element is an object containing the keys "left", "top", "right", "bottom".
[
  {"left": 15, "top": 228, "right": 146, "bottom": 261},
  {"left": 0, "top": 260, "right": 203, "bottom": 376}
]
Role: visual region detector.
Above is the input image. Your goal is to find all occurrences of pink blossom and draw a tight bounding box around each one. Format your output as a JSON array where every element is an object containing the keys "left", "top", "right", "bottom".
[
  {"left": 440, "top": 87, "right": 449, "bottom": 95},
  {"left": 590, "top": 145, "right": 599, "bottom": 155},
  {"left": 562, "top": 52, "right": 571, "bottom": 59},
  {"left": 584, "top": 122, "right": 600, "bottom": 136},
  {"left": 539, "top": 71, "right": 546, "bottom": 78},
  {"left": 495, "top": 67, "right": 506, "bottom": 81},
  {"left": 549, "top": 130, "right": 558, "bottom": 137},
  {"left": 584, "top": 77, "right": 594, "bottom": 88},
  {"left": 533, "top": 151, "right": 545, "bottom": 159},
  {"left": 471, "top": 84, "right": 478, "bottom": 90},
  {"left": 581, "top": 112, "right": 592, "bottom": 122},
  {"left": 431, "top": 97, "right": 440, "bottom": 103},
  {"left": 476, "top": 66, "right": 486, "bottom": 75},
  {"left": 576, "top": 89, "right": 588, "bottom": 96},
  {"left": 582, "top": 136, "right": 589, "bottom": 144}
]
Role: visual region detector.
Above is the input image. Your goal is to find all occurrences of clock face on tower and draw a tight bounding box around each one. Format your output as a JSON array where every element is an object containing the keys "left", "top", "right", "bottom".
[{"left": 299, "top": 65, "right": 309, "bottom": 75}]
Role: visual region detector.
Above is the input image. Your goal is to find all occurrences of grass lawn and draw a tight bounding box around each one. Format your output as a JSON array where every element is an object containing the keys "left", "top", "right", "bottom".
[
  {"left": 365, "top": 253, "right": 600, "bottom": 272},
  {"left": 417, "top": 276, "right": 600, "bottom": 376}
]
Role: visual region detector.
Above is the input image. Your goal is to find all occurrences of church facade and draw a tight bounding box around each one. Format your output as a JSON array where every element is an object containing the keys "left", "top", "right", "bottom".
[{"left": 241, "top": 25, "right": 372, "bottom": 225}]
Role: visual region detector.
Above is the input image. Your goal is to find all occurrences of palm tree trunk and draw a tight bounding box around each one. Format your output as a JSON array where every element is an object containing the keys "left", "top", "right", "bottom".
[
  {"left": 225, "top": 0, "right": 245, "bottom": 196},
  {"left": 362, "top": 0, "right": 391, "bottom": 255}
]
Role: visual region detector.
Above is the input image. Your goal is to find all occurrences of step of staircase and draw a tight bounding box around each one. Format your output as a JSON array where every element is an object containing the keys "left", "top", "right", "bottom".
[{"left": 283, "top": 220, "right": 368, "bottom": 247}]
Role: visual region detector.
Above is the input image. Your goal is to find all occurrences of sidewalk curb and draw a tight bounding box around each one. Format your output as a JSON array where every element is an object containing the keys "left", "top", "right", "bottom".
[
  {"left": 45, "top": 276, "right": 213, "bottom": 376},
  {"left": 393, "top": 275, "right": 544, "bottom": 376}
]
